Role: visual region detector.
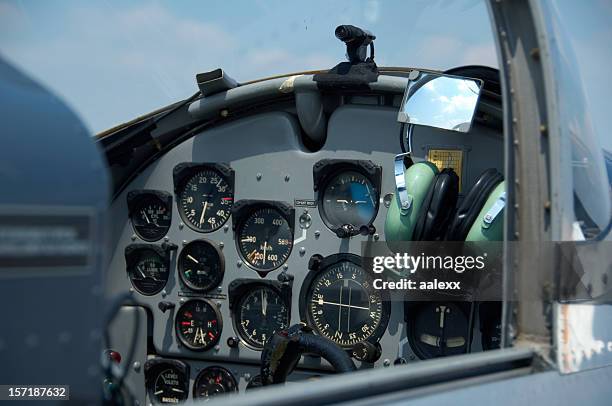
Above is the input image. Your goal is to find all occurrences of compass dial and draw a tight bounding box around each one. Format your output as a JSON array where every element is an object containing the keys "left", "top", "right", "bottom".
[{"left": 305, "top": 260, "right": 388, "bottom": 348}]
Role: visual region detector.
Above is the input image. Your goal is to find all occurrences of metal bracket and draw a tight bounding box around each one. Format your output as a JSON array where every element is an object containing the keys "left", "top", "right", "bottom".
[
  {"left": 483, "top": 191, "right": 506, "bottom": 229},
  {"left": 394, "top": 124, "right": 415, "bottom": 211}
]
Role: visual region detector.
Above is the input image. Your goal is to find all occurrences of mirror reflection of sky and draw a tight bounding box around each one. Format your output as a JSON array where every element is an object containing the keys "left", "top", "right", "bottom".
[{"left": 403, "top": 75, "right": 480, "bottom": 132}]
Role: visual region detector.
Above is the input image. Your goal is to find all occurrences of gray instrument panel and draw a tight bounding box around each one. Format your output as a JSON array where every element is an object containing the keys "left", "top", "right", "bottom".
[{"left": 105, "top": 104, "right": 503, "bottom": 397}]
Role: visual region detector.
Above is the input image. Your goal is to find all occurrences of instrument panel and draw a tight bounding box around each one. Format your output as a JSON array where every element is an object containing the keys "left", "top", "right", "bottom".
[{"left": 106, "top": 106, "right": 504, "bottom": 403}]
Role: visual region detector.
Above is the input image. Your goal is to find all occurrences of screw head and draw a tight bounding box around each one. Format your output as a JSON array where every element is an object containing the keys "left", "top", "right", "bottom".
[
  {"left": 299, "top": 247, "right": 306, "bottom": 256},
  {"left": 314, "top": 230, "right": 320, "bottom": 238},
  {"left": 284, "top": 174, "right": 290, "bottom": 182},
  {"left": 131, "top": 234, "right": 137, "bottom": 241},
  {"left": 179, "top": 223, "right": 184, "bottom": 230},
  {"left": 132, "top": 361, "right": 141, "bottom": 372},
  {"left": 256, "top": 173, "right": 262, "bottom": 181},
  {"left": 237, "top": 260, "right": 242, "bottom": 267}
]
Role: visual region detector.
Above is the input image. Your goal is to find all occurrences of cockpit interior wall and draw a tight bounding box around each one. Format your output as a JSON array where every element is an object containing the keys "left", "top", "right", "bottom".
[{"left": 105, "top": 89, "right": 504, "bottom": 400}]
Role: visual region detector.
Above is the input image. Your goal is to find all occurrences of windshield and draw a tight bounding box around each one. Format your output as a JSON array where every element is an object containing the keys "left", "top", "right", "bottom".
[{"left": 0, "top": 0, "right": 496, "bottom": 133}]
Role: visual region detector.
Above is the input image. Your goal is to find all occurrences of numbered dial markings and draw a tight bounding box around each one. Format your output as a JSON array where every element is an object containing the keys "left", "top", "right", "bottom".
[
  {"left": 306, "top": 261, "right": 385, "bottom": 348},
  {"left": 178, "top": 168, "right": 233, "bottom": 232},
  {"left": 150, "top": 367, "right": 188, "bottom": 404},
  {"left": 320, "top": 171, "right": 378, "bottom": 229},
  {"left": 237, "top": 208, "right": 293, "bottom": 272},
  {"left": 130, "top": 195, "right": 171, "bottom": 241},
  {"left": 175, "top": 300, "right": 222, "bottom": 351},
  {"left": 178, "top": 240, "right": 224, "bottom": 292},
  {"left": 193, "top": 366, "right": 238, "bottom": 400},
  {"left": 235, "top": 286, "right": 289, "bottom": 349},
  {"left": 127, "top": 249, "right": 169, "bottom": 296}
]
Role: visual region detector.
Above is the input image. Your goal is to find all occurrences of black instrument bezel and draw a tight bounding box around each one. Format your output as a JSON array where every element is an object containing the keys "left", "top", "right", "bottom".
[
  {"left": 177, "top": 238, "right": 225, "bottom": 292},
  {"left": 127, "top": 189, "right": 173, "bottom": 242},
  {"left": 124, "top": 243, "right": 172, "bottom": 296},
  {"left": 228, "top": 278, "right": 292, "bottom": 350},
  {"left": 144, "top": 358, "right": 190, "bottom": 404},
  {"left": 193, "top": 366, "right": 238, "bottom": 399},
  {"left": 312, "top": 159, "right": 382, "bottom": 237},
  {"left": 231, "top": 200, "right": 295, "bottom": 275},
  {"left": 404, "top": 301, "right": 471, "bottom": 360},
  {"left": 298, "top": 253, "right": 391, "bottom": 351},
  {"left": 174, "top": 298, "right": 223, "bottom": 351},
  {"left": 172, "top": 162, "right": 235, "bottom": 233}
]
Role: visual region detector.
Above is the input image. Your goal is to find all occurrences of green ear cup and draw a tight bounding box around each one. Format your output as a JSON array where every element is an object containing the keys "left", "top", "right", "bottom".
[
  {"left": 385, "top": 161, "right": 438, "bottom": 241},
  {"left": 465, "top": 181, "right": 505, "bottom": 241}
]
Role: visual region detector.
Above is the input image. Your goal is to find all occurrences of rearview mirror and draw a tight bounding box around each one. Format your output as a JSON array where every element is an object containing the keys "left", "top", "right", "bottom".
[{"left": 398, "top": 71, "right": 483, "bottom": 133}]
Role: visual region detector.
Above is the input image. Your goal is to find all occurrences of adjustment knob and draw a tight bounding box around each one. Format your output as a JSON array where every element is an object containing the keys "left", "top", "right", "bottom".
[
  {"left": 352, "top": 341, "right": 381, "bottom": 363},
  {"left": 158, "top": 301, "right": 175, "bottom": 313}
]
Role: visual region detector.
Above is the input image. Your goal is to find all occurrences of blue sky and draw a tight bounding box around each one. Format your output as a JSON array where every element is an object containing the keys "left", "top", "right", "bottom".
[{"left": 0, "top": 0, "right": 496, "bottom": 133}]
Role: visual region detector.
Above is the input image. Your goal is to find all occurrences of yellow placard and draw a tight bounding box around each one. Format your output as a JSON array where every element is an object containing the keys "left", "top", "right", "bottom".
[{"left": 427, "top": 149, "right": 463, "bottom": 191}]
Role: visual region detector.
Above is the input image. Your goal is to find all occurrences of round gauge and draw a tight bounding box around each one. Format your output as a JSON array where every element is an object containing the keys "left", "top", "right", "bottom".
[
  {"left": 234, "top": 286, "right": 290, "bottom": 349},
  {"left": 236, "top": 207, "right": 293, "bottom": 272},
  {"left": 319, "top": 171, "right": 378, "bottom": 231},
  {"left": 193, "top": 366, "right": 238, "bottom": 400},
  {"left": 126, "top": 248, "right": 169, "bottom": 296},
  {"left": 177, "top": 167, "right": 234, "bottom": 233},
  {"left": 177, "top": 239, "right": 224, "bottom": 292},
  {"left": 149, "top": 367, "right": 188, "bottom": 404},
  {"left": 175, "top": 299, "right": 222, "bottom": 351},
  {"left": 407, "top": 302, "right": 469, "bottom": 359},
  {"left": 129, "top": 193, "right": 172, "bottom": 241},
  {"left": 304, "top": 260, "right": 389, "bottom": 348}
]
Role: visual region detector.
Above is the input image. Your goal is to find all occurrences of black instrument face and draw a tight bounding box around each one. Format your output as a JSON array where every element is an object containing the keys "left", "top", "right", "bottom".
[
  {"left": 126, "top": 248, "right": 169, "bottom": 296},
  {"left": 177, "top": 168, "right": 233, "bottom": 233},
  {"left": 236, "top": 207, "right": 293, "bottom": 272},
  {"left": 305, "top": 261, "right": 387, "bottom": 348},
  {"left": 175, "top": 299, "right": 222, "bottom": 351},
  {"left": 320, "top": 170, "right": 378, "bottom": 231},
  {"left": 129, "top": 192, "right": 171, "bottom": 242},
  {"left": 193, "top": 366, "right": 238, "bottom": 400},
  {"left": 235, "top": 286, "right": 289, "bottom": 349},
  {"left": 408, "top": 302, "right": 469, "bottom": 359},
  {"left": 150, "top": 366, "right": 188, "bottom": 404},
  {"left": 177, "top": 240, "right": 224, "bottom": 292}
]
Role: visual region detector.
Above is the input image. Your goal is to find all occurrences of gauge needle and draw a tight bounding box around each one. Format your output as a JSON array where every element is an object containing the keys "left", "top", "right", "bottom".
[
  {"left": 262, "top": 289, "right": 268, "bottom": 317},
  {"left": 136, "top": 265, "right": 147, "bottom": 279},
  {"left": 199, "top": 201, "right": 208, "bottom": 226},
  {"left": 141, "top": 210, "right": 151, "bottom": 224},
  {"left": 336, "top": 199, "right": 349, "bottom": 204},
  {"left": 366, "top": 183, "right": 375, "bottom": 206},
  {"left": 154, "top": 390, "right": 163, "bottom": 395},
  {"left": 171, "top": 388, "right": 184, "bottom": 394},
  {"left": 262, "top": 241, "right": 268, "bottom": 265},
  {"left": 317, "top": 298, "right": 369, "bottom": 310},
  {"left": 187, "top": 254, "right": 199, "bottom": 264}
]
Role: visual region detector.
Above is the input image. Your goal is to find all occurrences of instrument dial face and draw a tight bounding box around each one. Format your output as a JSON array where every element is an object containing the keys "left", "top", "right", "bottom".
[
  {"left": 408, "top": 302, "right": 469, "bottom": 359},
  {"left": 193, "top": 366, "right": 238, "bottom": 400},
  {"left": 235, "top": 286, "right": 289, "bottom": 349},
  {"left": 130, "top": 195, "right": 171, "bottom": 241},
  {"left": 127, "top": 248, "right": 169, "bottom": 296},
  {"left": 178, "top": 168, "right": 233, "bottom": 233},
  {"left": 320, "top": 171, "right": 378, "bottom": 230},
  {"left": 177, "top": 240, "right": 224, "bottom": 292},
  {"left": 236, "top": 207, "right": 293, "bottom": 272},
  {"left": 175, "top": 300, "right": 222, "bottom": 351},
  {"left": 305, "top": 261, "right": 387, "bottom": 348},
  {"left": 150, "top": 367, "right": 188, "bottom": 404}
]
